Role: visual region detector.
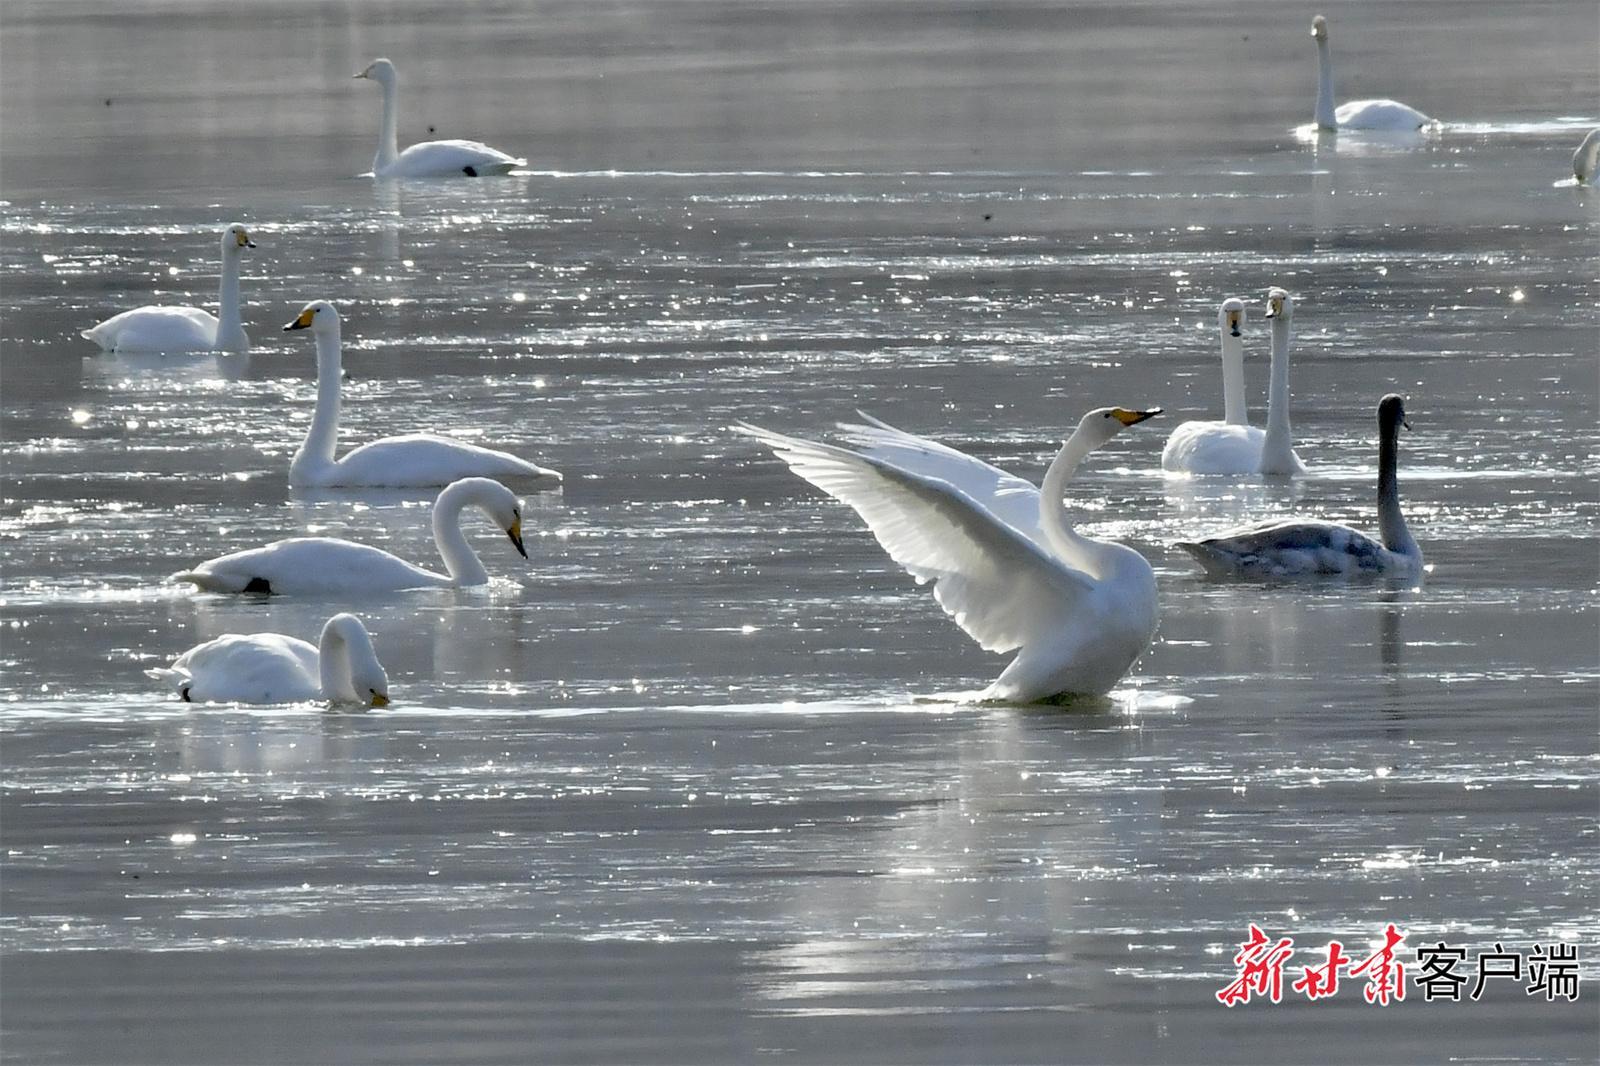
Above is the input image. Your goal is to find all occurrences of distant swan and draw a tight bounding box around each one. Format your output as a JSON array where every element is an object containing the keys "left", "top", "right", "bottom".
[
  {"left": 1311, "top": 15, "right": 1434, "bottom": 132},
  {"left": 175, "top": 477, "right": 529, "bottom": 595},
  {"left": 285, "top": 300, "right": 560, "bottom": 489},
  {"left": 354, "top": 58, "right": 524, "bottom": 178},
  {"left": 740, "top": 406, "right": 1163, "bottom": 702},
  {"left": 1177, "top": 394, "right": 1421, "bottom": 577},
  {"left": 1161, "top": 298, "right": 1266, "bottom": 475},
  {"left": 148, "top": 613, "right": 390, "bottom": 706},
  {"left": 81, "top": 224, "right": 256, "bottom": 353},
  {"left": 1574, "top": 128, "right": 1600, "bottom": 184}
]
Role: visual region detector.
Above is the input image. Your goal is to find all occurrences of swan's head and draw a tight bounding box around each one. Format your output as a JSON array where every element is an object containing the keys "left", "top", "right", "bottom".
[
  {"left": 1264, "top": 287, "right": 1293, "bottom": 323},
  {"left": 1310, "top": 15, "right": 1329, "bottom": 42},
  {"left": 454, "top": 477, "right": 528, "bottom": 560},
  {"left": 1378, "top": 393, "right": 1412, "bottom": 433},
  {"left": 323, "top": 613, "right": 390, "bottom": 708},
  {"left": 1219, "top": 297, "right": 1246, "bottom": 338},
  {"left": 283, "top": 299, "right": 339, "bottom": 335},
  {"left": 354, "top": 58, "right": 397, "bottom": 85},
  {"left": 1574, "top": 128, "right": 1600, "bottom": 183},
  {"left": 1080, "top": 406, "right": 1162, "bottom": 448},
  {"left": 223, "top": 223, "right": 256, "bottom": 253}
]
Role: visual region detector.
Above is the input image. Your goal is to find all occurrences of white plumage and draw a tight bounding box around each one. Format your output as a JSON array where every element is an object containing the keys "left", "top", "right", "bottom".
[
  {"left": 147, "top": 613, "right": 390, "bottom": 706},
  {"left": 354, "top": 59, "right": 524, "bottom": 179},
  {"left": 1311, "top": 15, "right": 1435, "bottom": 132},
  {"left": 81, "top": 224, "right": 256, "bottom": 353}
]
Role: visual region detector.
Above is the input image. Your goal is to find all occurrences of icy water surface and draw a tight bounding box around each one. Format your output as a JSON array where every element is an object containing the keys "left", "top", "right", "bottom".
[{"left": 2, "top": 1, "right": 1597, "bottom": 1062}]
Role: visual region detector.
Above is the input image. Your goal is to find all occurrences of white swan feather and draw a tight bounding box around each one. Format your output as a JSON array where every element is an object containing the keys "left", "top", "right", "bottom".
[
  {"left": 355, "top": 59, "right": 524, "bottom": 179},
  {"left": 82, "top": 224, "right": 256, "bottom": 353},
  {"left": 147, "top": 613, "right": 390, "bottom": 706},
  {"left": 1312, "top": 15, "right": 1435, "bottom": 132}
]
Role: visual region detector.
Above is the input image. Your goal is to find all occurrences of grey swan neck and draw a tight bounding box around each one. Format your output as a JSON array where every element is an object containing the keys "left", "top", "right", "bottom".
[
  {"left": 1259, "top": 315, "right": 1297, "bottom": 474},
  {"left": 1376, "top": 418, "right": 1418, "bottom": 558}
]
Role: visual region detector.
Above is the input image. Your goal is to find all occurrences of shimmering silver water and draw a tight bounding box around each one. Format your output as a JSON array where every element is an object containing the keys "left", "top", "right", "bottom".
[{"left": 2, "top": 1, "right": 1596, "bottom": 1062}]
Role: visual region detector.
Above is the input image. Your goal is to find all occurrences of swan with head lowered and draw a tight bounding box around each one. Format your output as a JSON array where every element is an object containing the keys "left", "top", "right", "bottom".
[
  {"left": 354, "top": 58, "right": 524, "bottom": 178},
  {"left": 175, "top": 477, "right": 529, "bottom": 595},
  {"left": 1161, "top": 298, "right": 1266, "bottom": 474},
  {"left": 1573, "top": 129, "right": 1600, "bottom": 184},
  {"left": 285, "top": 301, "right": 560, "bottom": 488},
  {"left": 81, "top": 224, "right": 257, "bottom": 353},
  {"left": 147, "top": 613, "right": 391, "bottom": 707},
  {"left": 1310, "top": 15, "right": 1435, "bottom": 132},
  {"left": 1177, "top": 394, "right": 1421, "bottom": 578},
  {"left": 740, "top": 405, "right": 1163, "bottom": 703}
]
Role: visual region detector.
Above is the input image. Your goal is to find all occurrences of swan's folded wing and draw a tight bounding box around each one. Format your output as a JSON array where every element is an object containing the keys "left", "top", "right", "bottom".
[
  {"left": 835, "top": 413, "right": 1045, "bottom": 544},
  {"left": 739, "top": 423, "right": 1094, "bottom": 654},
  {"left": 1181, "top": 519, "right": 1387, "bottom": 573},
  {"left": 328, "top": 434, "right": 560, "bottom": 487}
]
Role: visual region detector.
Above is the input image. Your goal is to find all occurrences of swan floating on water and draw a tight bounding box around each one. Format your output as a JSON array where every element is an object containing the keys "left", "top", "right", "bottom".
[
  {"left": 354, "top": 58, "right": 525, "bottom": 178},
  {"left": 1311, "top": 15, "right": 1435, "bottom": 132},
  {"left": 1257, "top": 287, "right": 1307, "bottom": 476},
  {"left": 175, "top": 477, "right": 528, "bottom": 595},
  {"left": 1161, "top": 298, "right": 1268, "bottom": 475},
  {"left": 284, "top": 300, "right": 561, "bottom": 489},
  {"left": 147, "top": 613, "right": 391, "bottom": 706},
  {"left": 740, "top": 406, "right": 1163, "bottom": 703},
  {"left": 1573, "top": 128, "right": 1600, "bottom": 184},
  {"left": 1176, "top": 394, "right": 1421, "bottom": 578},
  {"left": 81, "top": 224, "right": 256, "bottom": 353}
]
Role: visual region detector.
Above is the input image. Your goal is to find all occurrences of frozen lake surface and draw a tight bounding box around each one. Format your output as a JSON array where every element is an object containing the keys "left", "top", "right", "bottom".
[{"left": 2, "top": 1, "right": 1596, "bottom": 1062}]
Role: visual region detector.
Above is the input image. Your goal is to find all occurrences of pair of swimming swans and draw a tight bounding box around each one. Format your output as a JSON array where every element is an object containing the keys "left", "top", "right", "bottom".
[
  {"left": 1160, "top": 289, "right": 1305, "bottom": 476},
  {"left": 149, "top": 613, "right": 391, "bottom": 708}
]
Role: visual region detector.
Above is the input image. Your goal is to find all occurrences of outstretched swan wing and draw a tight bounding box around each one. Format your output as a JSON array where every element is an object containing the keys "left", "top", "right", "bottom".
[
  {"left": 740, "top": 423, "right": 1094, "bottom": 654},
  {"left": 834, "top": 413, "right": 1046, "bottom": 544}
]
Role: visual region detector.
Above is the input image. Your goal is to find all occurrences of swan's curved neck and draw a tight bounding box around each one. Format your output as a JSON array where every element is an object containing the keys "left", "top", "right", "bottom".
[
  {"left": 375, "top": 77, "right": 400, "bottom": 174},
  {"left": 1376, "top": 419, "right": 1418, "bottom": 557},
  {"left": 216, "top": 245, "right": 245, "bottom": 350},
  {"left": 1037, "top": 426, "right": 1120, "bottom": 579},
  {"left": 432, "top": 482, "right": 490, "bottom": 585},
  {"left": 1314, "top": 38, "right": 1338, "bottom": 130},
  {"left": 318, "top": 621, "right": 356, "bottom": 702},
  {"left": 290, "top": 326, "right": 343, "bottom": 481},
  {"left": 1575, "top": 129, "right": 1600, "bottom": 183},
  {"left": 1260, "top": 316, "right": 1297, "bottom": 473},
  {"left": 1220, "top": 329, "right": 1248, "bottom": 426}
]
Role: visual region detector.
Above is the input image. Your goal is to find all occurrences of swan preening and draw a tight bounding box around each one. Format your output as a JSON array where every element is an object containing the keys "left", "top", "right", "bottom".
[
  {"left": 1177, "top": 394, "right": 1422, "bottom": 578},
  {"left": 1162, "top": 291, "right": 1303, "bottom": 476},
  {"left": 148, "top": 613, "right": 391, "bottom": 706},
  {"left": 1311, "top": 15, "right": 1435, "bottom": 132},
  {"left": 284, "top": 300, "right": 560, "bottom": 489},
  {"left": 175, "top": 477, "right": 529, "bottom": 595},
  {"left": 81, "top": 224, "right": 256, "bottom": 353},
  {"left": 1574, "top": 129, "right": 1600, "bottom": 184},
  {"left": 741, "top": 406, "right": 1163, "bottom": 703},
  {"left": 355, "top": 58, "right": 525, "bottom": 179}
]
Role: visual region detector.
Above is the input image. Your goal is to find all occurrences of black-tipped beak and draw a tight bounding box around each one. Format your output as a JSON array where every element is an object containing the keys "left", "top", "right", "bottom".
[
  {"left": 1230, "top": 324, "right": 1242, "bottom": 338},
  {"left": 1401, "top": 416, "right": 1412, "bottom": 430},
  {"left": 283, "top": 320, "right": 308, "bottom": 332},
  {"left": 507, "top": 526, "right": 528, "bottom": 559},
  {"left": 1112, "top": 407, "right": 1162, "bottom": 426},
  {"left": 245, "top": 239, "right": 257, "bottom": 249}
]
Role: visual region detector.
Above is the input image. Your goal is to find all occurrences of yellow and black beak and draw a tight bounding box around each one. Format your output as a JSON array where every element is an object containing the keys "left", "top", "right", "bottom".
[
  {"left": 1227, "top": 310, "right": 1243, "bottom": 337},
  {"left": 369, "top": 691, "right": 390, "bottom": 708},
  {"left": 1112, "top": 407, "right": 1162, "bottom": 426},
  {"left": 236, "top": 230, "right": 256, "bottom": 249},
  {"left": 283, "top": 307, "right": 316, "bottom": 332},
  {"left": 1265, "top": 298, "right": 1284, "bottom": 319},
  {"left": 507, "top": 518, "right": 527, "bottom": 559}
]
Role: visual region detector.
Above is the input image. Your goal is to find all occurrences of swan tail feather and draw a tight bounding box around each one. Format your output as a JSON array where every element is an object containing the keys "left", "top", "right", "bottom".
[{"left": 172, "top": 569, "right": 234, "bottom": 592}]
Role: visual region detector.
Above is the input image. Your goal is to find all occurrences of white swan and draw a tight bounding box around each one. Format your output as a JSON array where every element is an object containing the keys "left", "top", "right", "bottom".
[
  {"left": 1258, "top": 287, "right": 1307, "bottom": 476},
  {"left": 1161, "top": 298, "right": 1266, "bottom": 475},
  {"left": 147, "top": 613, "right": 391, "bottom": 706},
  {"left": 1311, "top": 15, "right": 1434, "bottom": 132},
  {"left": 284, "top": 301, "right": 560, "bottom": 488},
  {"left": 354, "top": 58, "right": 524, "bottom": 178},
  {"left": 740, "top": 406, "right": 1163, "bottom": 702},
  {"left": 175, "top": 477, "right": 528, "bottom": 595},
  {"left": 1177, "top": 394, "right": 1421, "bottom": 578},
  {"left": 1573, "top": 128, "right": 1600, "bottom": 184},
  {"left": 81, "top": 224, "right": 256, "bottom": 353}
]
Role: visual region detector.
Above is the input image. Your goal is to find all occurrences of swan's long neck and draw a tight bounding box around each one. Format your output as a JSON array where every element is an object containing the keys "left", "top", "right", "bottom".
[
  {"left": 291, "top": 326, "right": 343, "bottom": 480},
  {"left": 1314, "top": 38, "right": 1338, "bottom": 130},
  {"left": 1220, "top": 328, "right": 1248, "bottom": 426},
  {"left": 1259, "top": 316, "right": 1297, "bottom": 473},
  {"left": 1037, "top": 426, "right": 1119, "bottom": 580},
  {"left": 215, "top": 245, "right": 245, "bottom": 351},
  {"left": 432, "top": 482, "right": 490, "bottom": 585},
  {"left": 375, "top": 77, "right": 401, "bottom": 174},
  {"left": 318, "top": 621, "right": 356, "bottom": 702},
  {"left": 1575, "top": 129, "right": 1600, "bottom": 183},
  {"left": 1376, "top": 419, "right": 1418, "bottom": 558}
]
